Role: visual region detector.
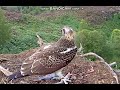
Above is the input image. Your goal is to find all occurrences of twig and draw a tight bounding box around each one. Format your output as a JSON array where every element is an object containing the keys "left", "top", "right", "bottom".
[
  {"left": 0, "top": 65, "right": 13, "bottom": 76},
  {"left": 114, "top": 69, "right": 120, "bottom": 73},
  {"left": 1, "top": 78, "right": 7, "bottom": 84},
  {"left": 109, "top": 62, "right": 117, "bottom": 67},
  {"left": 103, "top": 61, "right": 119, "bottom": 84},
  {"left": 78, "top": 43, "right": 83, "bottom": 53},
  {"left": 80, "top": 52, "right": 119, "bottom": 84},
  {"left": 36, "top": 33, "right": 44, "bottom": 47},
  {"left": 0, "top": 58, "right": 11, "bottom": 62},
  {"left": 0, "top": 57, "right": 16, "bottom": 63}
]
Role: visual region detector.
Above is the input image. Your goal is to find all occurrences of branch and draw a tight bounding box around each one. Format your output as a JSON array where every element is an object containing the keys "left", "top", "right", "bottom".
[
  {"left": 0, "top": 65, "right": 13, "bottom": 76},
  {"left": 80, "top": 52, "right": 119, "bottom": 83},
  {"left": 80, "top": 52, "right": 105, "bottom": 62},
  {"left": 109, "top": 62, "right": 117, "bottom": 67},
  {"left": 36, "top": 33, "right": 44, "bottom": 47},
  {"left": 0, "top": 58, "right": 11, "bottom": 62},
  {"left": 103, "top": 61, "right": 119, "bottom": 84},
  {"left": 114, "top": 70, "right": 120, "bottom": 73},
  {"left": 77, "top": 43, "right": 83, "bottom": 54}
]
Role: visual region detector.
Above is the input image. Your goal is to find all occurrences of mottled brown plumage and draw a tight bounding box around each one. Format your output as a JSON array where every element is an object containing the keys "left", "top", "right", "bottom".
[{"left": 8, "top": 26, "right": 77, "bottom": 80}]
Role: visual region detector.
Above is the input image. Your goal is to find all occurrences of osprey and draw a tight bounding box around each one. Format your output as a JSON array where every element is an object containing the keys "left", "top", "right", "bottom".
[{"left": 8, "top": 26, "right": 77, "bottom": 83}]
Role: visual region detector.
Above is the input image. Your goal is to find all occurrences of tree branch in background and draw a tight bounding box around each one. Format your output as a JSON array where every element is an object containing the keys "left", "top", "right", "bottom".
[{"left": 36, "top": 33, "right": 44, "bottom": 47}]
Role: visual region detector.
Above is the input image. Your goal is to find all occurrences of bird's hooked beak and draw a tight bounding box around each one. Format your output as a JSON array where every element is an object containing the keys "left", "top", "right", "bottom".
[{"left": 61, "top": 26, "right": 76, "bottom": 41}]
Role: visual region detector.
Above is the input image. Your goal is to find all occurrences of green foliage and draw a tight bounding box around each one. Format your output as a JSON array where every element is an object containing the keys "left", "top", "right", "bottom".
[
  {"left": 17, "top": 6, "right": 46, "bottom": 15},
  {"left": 100, "top": 40, "right": 113, "bottom": 61},
  {"left": 76, "top": 29, "right": 106, "bottom": 55},
  {"left": 51, "top": 14, "right": 80, "bottom": 31},
  {"left": 0, "top": 12, "right": 80, "bottom": 54},
  {"left": 0, "top": 8, "right": 11, "bottom": 45},
  {"left": 1, "top": 8, "right": 120, "bottom": 68},
  {"left": 79, "top": 19, "right": 91, "bottom": 30},
  {"left": 75, "top": 13, "right": 120, "bottom": 63},
  {"left": 110, "top": 56, "right": 120, "bottom": 69},
  {"left": 111, "top": 29, "right": 120, "bottom": 56},
  {"left": 95, "top": 13, "right": 120, "bottom": 38},
  {"left": 88, "top": 30, "right": 106, "bottom": 53},
  {"left": 75, "top": 29, "right": 90, "bottom": 49},
  {"left": 0, "top": 34, "right": 38, "bottom": 54}
]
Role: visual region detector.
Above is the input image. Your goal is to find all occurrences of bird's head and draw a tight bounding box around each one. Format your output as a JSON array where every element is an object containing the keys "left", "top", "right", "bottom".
[{"left": 61, "top": 26, "right": 76, "bottom": 41}]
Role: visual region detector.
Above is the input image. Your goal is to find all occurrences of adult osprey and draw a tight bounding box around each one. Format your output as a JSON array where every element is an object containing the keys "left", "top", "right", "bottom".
[{"left": 8, "top": 26, "right": 77, "bottom": 83}]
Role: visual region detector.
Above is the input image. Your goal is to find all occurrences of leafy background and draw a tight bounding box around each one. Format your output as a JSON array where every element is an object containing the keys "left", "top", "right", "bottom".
[{"left": 0, "top": 6, "right": 120, "bottom": 68}]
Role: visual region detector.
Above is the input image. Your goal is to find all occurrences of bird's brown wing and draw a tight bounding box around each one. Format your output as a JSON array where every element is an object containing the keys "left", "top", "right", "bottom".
[{"left": 20, "top": 46, "right": 68, "bottom": 76}]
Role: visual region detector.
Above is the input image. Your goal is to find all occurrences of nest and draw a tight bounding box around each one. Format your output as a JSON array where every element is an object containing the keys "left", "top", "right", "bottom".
[
  {"left": 0, "top": 34, "right": 119, "bottom": 84},
  {"left": 0, "top": 52, "right": 119, "bottom": 84}
]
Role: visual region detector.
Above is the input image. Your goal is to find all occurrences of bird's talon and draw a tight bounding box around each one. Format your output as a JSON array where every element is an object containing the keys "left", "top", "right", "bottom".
[
  {"left": 52, "top": 76, "right": 61, "bottom": 80},
  {"left": 55, "top": 72, "right": 72, "bottom": 84},
  {"left": 62, "top": 79, "right": 71, "bottom": 84}
]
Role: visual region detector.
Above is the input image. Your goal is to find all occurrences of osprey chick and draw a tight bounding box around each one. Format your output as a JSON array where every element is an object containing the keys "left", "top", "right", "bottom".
[{"left": 8, "top": 26, "right": 77, "bottom": 83}]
